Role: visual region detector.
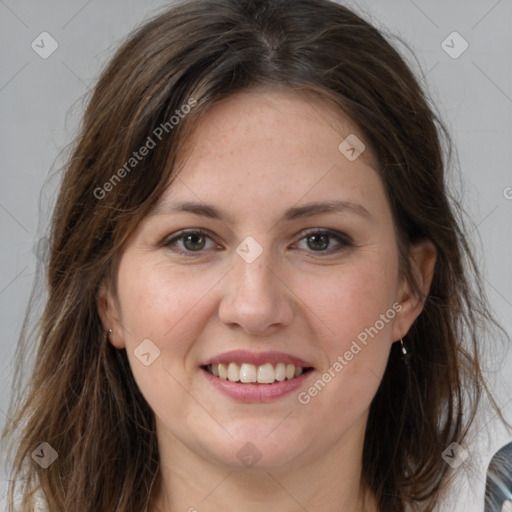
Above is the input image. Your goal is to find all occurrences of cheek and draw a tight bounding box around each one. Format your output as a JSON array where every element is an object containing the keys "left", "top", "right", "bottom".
[
  {"left": 293, "top": 249, "right": 398, "bottom": 409},
  {"left": 116, "top": 254, "right": 219, "bottom": 340},
  {"left": 301, "top": 249, "right": 399, "bottom": 348},
  {"left": 114, "top": 257, "right": 216, "bottom": 399},
  {"left": 114, "top": 256, "right": 221, "bottom": 412}
]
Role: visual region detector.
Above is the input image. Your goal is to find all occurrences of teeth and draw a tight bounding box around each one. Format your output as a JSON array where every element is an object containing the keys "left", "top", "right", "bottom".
[
  {"left": 218, "top": 363, "right": 228, "bottom": 380},
  {"left": 275, "top": 362, "right": 286, "bottom": 381},
  {"left": 240, "top": 363, "right": 257, "bottom": 383},
  {"left": 227, "top": 362, "right": 239, "bottom": 382},
  {"left": 257, "top": 363, "right": 275, "bottom": 384},
  {"left": 207, "top": 362, "right": 307, "bottom": 384}
]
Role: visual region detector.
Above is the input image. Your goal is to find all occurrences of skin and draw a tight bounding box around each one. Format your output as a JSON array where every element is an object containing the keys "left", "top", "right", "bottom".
[{"left": 98, "top": 86, "right": 436, "bottom": 512}]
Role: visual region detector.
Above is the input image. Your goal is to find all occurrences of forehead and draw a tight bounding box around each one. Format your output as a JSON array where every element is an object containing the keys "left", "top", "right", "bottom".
[
  {"left": 180, "top": 87, "right": 377, "bottom": 167},
  {"left": 150, "top": 87, "right": 388, "bottom": 223}
]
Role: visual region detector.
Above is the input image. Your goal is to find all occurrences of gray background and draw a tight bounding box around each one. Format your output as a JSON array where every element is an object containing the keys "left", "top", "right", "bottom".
[{"left": 1, "top": 1, "right": 511, "bottom": 510}]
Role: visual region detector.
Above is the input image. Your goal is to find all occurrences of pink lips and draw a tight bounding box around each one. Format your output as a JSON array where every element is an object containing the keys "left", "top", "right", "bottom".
[
  {"left": 201, "top": 350, "right": 315, "bottom": 403},
  {"left": 201, "top": 367, "right": 313, "bottom": 402},
  {"left": 202, "top": 350, "right": 313, "bottom": 368}
]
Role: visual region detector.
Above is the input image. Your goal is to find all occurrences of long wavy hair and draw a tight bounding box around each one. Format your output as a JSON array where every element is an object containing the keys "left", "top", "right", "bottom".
[{"left": 1, "top": 0, "right": 509, "bottom": 510}]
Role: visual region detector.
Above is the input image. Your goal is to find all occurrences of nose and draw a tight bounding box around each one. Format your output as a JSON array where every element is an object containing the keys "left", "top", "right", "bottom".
[{"left": 217, "top": 243, "right": 294, "bottom": 336}]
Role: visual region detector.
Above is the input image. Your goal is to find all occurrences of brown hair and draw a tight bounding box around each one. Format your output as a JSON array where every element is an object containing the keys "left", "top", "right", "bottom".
[{"left": 1, "top": 0, "right": 508, "bottom": 510}]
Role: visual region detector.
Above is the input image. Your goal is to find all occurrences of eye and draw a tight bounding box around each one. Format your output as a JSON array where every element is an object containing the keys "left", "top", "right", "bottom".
[
  {"left": 294, "top": 229, "right": 352, "bottom": 254},
  {"left": 162, "top": 229, "right": 221, "bottom": 255},
  {"left": 162, "top": 228, "right": 352, "bottom": 257}
]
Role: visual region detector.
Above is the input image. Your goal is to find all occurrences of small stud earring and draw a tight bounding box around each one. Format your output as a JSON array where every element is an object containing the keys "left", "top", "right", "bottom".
[{"left": 400, "top": 338, "right": 411, "bottom": 367}]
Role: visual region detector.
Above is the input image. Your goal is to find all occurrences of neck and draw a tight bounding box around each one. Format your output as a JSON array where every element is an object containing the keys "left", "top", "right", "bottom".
[{"left": 150, "top": 413, "right": 378, "bottom": 512}]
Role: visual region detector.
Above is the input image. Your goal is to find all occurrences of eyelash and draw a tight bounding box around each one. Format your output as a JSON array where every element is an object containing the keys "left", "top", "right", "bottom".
[{"left": 162, "top": 228, "right": 353, "bottom": 257}]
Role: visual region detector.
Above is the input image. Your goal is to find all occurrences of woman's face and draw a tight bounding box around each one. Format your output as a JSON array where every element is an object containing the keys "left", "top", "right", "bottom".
[{"left": 101, "top": 87, "right": 431, "bottom": 471}]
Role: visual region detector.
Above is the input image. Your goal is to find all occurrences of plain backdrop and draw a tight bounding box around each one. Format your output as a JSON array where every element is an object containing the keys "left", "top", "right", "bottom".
[{"left": 1, "top": 1, "right": 511, "bottom": 511}]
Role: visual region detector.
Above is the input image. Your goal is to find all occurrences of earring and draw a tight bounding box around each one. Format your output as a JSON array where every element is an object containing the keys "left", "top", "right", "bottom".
[
  {"left": 400, "top": 338, "right": 411, "bottom": 367},
  {"left": 105, "top": 328, "right": 112, "bottom": 342}
]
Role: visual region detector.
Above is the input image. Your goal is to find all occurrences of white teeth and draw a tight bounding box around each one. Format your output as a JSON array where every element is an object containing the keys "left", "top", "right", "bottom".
[
  {"left": 239, "top": 363, "right": 257, "bottom": 383},
  {"left": 257, "top": 363, "right": 275, "bottom": 384},
  {"left": 227, "top": 362, "right": 239, "bottom": 382},
  {"left": 218, "top": 363, "right": 228, "bottom": 380},
  {"left": 207, "top": 362, "right": 307, "bottom": 384},
  {"left": 275, "top": 362, "right": 286, "bottom": 381}
]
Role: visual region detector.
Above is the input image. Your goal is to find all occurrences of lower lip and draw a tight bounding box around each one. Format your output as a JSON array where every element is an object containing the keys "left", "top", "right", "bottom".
[{"left": 201, "top": 368, "right": 313, "bottom": 402}]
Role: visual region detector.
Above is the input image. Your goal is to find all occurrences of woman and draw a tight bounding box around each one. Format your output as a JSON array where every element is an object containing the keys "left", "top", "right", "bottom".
[{"left": 1, "top": 0, "right": 509, "bottom": 510}]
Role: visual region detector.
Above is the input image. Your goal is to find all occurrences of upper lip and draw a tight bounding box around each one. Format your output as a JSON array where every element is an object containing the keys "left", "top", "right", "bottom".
[{"left": 202, "top": 350, "right": 314, "bottom": 368}]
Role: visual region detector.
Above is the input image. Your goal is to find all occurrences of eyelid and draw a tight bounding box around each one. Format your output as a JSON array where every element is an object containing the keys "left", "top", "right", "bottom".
[
  {"left": 162, "top": 227, "right": 353, "bottom": 257},
  {"left": 292, "top": 228, "right": 353, "bottom": 254},
  {"left": 161, "top": 228, "right": 221, "bottom": 252},
  {"left": 298, "top": 227, "right": 353, "bottom": 244}
]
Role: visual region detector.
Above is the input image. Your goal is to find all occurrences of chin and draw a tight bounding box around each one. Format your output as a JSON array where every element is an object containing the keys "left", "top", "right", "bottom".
[{"left": 197, "top": 420, "right": 317, "bottom": 470}]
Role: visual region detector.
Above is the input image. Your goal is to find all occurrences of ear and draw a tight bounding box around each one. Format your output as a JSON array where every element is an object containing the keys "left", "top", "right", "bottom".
[
  {"left": 392, "top": 238, "right": 437, "bottom": 342},
  {"left": 97, "top": 281, "right": 126, "bottom": 349}
]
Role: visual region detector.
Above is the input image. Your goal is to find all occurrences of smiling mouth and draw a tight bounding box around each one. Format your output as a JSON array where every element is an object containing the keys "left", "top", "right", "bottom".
[{"left": 202, "top": 362, "right": 314, "bottom": 385}]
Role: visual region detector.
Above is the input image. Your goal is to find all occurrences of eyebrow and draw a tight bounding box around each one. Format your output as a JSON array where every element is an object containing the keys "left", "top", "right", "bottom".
[{"left": 149, "top": 199, "right": 371, "bottom": 222}]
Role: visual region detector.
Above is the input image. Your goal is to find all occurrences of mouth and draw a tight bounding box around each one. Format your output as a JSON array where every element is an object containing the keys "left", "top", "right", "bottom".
[
  {"left": 200, "top": 350, "right": 316, "bottom": 401},
  {"left": 201, "top": 362, "right": 314, "bottom": 385}
]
